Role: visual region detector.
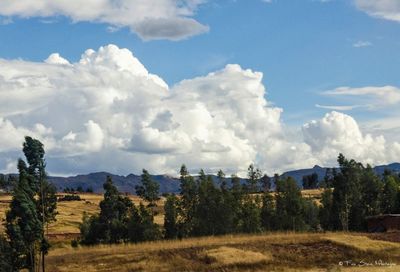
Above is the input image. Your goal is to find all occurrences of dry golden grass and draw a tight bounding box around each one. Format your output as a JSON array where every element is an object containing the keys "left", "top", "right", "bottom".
[
  {"left": 0, "top": 193, "right": 165, "bottom": 237},
  {"left": 45, "top": 232, "right": 400, "bottom": 272},
  {"left": 0, "top": 194, "right": 11, "bottom": 233},
  {"left": 204, "top": 246, "right": 272, "bottom": 266},
  {"left": 325, "top": 234, "right": 400, "bottom": 252},
  {"left": 302, "top": 189, "right": 324, "bottom": 198},
  {"left": 2, "top": 191, "right": 400, "bottom": 271}
]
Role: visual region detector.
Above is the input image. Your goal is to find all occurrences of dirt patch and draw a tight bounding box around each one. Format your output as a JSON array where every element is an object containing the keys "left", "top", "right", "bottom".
[
  {"left": 48, "top": 232, "right": 80, "bottom": 242},
  {"left": 367, "top": 231, "right": 400, "bottom": 243}
]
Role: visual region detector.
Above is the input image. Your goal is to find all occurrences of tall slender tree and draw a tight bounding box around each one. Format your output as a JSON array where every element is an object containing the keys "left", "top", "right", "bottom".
[
  {"left": 6, "top": 159, "right": 42, "bottom": 271},
  {"left": 135, "top": 169, "right": 160, "bottom": 207},
  {"left": 177, "top": 165, "right": 198, "bottom": 237},
  {"left": 246, "top": 164, "right": 262, "bottom": 193},
  {"left": 5, "top": 137, "right": 56, "bottom": 272},
  {"left": 217, "top": 169, "right": 227, "bottom": 191}
]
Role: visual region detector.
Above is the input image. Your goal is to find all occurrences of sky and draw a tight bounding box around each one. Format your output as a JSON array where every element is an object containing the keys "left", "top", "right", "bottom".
[{"left": 0, "top": 0, "right": 400, "bottom": 176}]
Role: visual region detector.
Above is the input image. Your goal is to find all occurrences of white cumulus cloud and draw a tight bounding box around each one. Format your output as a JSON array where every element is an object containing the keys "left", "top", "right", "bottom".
[
  {"left": 302, "top": 111, "right": 399, "bottom": 166},
  {"left": 0, "top": 45, "right": 399, "bottom": 176},
  {"left": 323, "top": 86, "right": 400, "bottom": 110},
  {"left": 355, "top": 0, "right": 400, "bottom": 22},
  {"left": 0, "top": 0, "right": 209, "bottom": 41}
]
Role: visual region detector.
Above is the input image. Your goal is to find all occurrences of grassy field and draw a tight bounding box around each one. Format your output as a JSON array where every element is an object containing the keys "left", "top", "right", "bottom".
[
  {"left": 0, "top": 193, "right": 165, "bottom": 239},
  {"left": 46, "top": 232, "right": 400, "bottom": 272}
]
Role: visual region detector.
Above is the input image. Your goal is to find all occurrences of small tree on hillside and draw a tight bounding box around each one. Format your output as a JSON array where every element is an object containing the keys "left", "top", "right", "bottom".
[
  {"left": 260, "top": 174, "right": 271, "bottom": 192},
  {"left": 135, "top": 169, "right": 160, "bottom": 207},
  {"left": 246, "top": 164, "right": 262, "bottom": 193},
  {"left": 80, "top": 176, "right": 133, "bottom": 244},
  {"left": 217, "top": 169, "right": 227, "bottom": 191}
]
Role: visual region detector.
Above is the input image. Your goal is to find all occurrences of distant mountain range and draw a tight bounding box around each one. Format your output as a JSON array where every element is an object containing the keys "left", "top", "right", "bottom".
[{"left": 2, "top": 163, "right": 400, "bottom": 194}]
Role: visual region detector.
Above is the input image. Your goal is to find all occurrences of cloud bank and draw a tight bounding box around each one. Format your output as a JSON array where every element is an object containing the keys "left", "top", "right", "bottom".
[
  {"left": 355, "top": 0, "right": 400, "bottom": 22},
  {"left": 0, "top": 0, "right": 208, "bottom": 41},
  {"left": 322, "top": 86, "right": 400, "bottom": 110},
  {"left": 0, "top": 45, "right": 399, "bottom": 176}
]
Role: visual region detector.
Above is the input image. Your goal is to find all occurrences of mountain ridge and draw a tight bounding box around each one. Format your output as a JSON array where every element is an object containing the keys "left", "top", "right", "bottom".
[{"left": 2, "top": 163, "right": 399, "bottom": 194}]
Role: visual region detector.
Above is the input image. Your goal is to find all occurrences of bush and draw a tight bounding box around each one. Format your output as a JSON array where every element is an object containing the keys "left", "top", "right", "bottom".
[
  {"left": 58, "top": 194, "right": 82, "bottom": 201},
  {"left": 71, "top": 239, "right": 79, "bottom": 248}
]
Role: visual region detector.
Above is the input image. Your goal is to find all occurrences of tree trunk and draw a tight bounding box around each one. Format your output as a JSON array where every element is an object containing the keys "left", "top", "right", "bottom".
[{"left": 42, "top": 251, "right": 45, "bottom": 272}]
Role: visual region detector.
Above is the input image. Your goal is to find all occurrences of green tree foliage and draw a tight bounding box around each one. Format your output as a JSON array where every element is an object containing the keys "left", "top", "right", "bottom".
[
  {"left": 261, "top": 192, "right": 275, "bottom": 231},
  {"left": 230, "top": 174, "right": 244, "bottom": 232},
  {"left": 331, "top": 154, "right": 363, "bottom": 231},
  {"left": 319, "top": 188, "right": 334, "bottom": 231},
  {"left": 240, "top": 194, "right": 262, "bottom": 233},
  {"left": 6, "top": 170, "right": 42, "bottom": 271},
  {"left": 128, "top": 203, "right": 161, "bottom": 242},
  {"left": 80, "top": 176, "right": 160, "bottom": 245},
  {"left": 217, "top": 174, "right": 236, "bottom": 234},
  {"left": 246, "top": 164, "right": 262, "bottom": 193},
  {"left": 275, "top": 177, "right": 305, "bottom": 231},
  {"left": 260, "top": 174, "right": 271, "bottom": 192},
  {"left": 381, "top": 175, "right": 400, "bottom": 214},
  {"left": 217, "top": 169, "right": 227, "bottom": 191},
  {"left": 242, "top": 168, "right": 263, "bottom": 233},
  {"left": 4, "top": 137, "right": 56, "bottom": 272},
  {"left": 0, "top": 234, "right": 13, "bottom": 272},
  {"left": 302, "top": 199, "right": 320, "bottom": 231},
  {"left": 177, "top": 165, "right": 198, "bottom": 237},
  {"left": 99, "top": 176, "right": 134, "bottom": 243},
  {"left": 192, "top": 171, "right": 225, "bottom": 236},
  {"left": 39, "top": 180, "right": 58, "bottom": 231},
  {"left": 79, "top": 213, "right": 102, "bottom": 245},
  {"left": 81, "top": 176, "right": 133, "bottom": 244},
  {"left": 164, "top": 194, "right": 178, "bottom": 239},
  {"left": 135, "top": 169, "right": 160, "bottom": 207},
  {"left": 302, "top": 172, "right": 319, "bottom": 189},
  {"left": 361, "top": 165, "right": 382, "bottom": 216},
  {"left": 319, "top": 154, "right": 399, "bottom": 232}
]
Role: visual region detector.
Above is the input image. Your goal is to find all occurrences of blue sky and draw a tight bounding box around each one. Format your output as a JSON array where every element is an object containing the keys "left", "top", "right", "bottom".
[
  {"left": 0, "top": 0, "right": 400, "bottom": 175},
  {"left": 1, "top": 0, "right": 400, "bottom": 125}
]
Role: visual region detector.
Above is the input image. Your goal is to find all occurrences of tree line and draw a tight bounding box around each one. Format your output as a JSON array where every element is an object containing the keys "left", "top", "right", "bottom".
[{"left": 79, "top": 154, "right": 400, "bottom": 245}]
